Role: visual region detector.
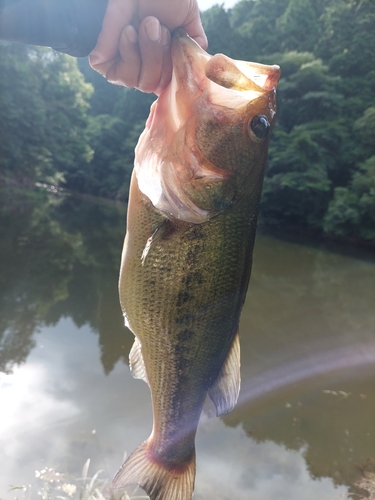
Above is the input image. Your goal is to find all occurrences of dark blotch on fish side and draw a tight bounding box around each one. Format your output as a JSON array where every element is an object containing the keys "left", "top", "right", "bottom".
[
  {"left": 177, "top": 290, "right": 193, "bottom": 307},
  {"left": 177, "top": 329, "right": 195, "bottom": 343},
  {"left": 175, "top": 313, "right": 196, "bottom": 327}
]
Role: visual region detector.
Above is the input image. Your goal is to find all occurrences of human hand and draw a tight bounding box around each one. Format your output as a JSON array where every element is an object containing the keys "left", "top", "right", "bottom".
[{"left": 89, "top": 0, "right": 207, "bottom": 95}]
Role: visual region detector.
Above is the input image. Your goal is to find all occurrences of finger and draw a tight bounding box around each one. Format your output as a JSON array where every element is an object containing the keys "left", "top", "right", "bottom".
[
  {"left": 154, "top": 26, "right": 173, "bottom": 95},
  {"left": 183, "top": 3, "right": 208, "bottom": 50},
  {"left": 89, "top": 25, "right": 141, "bottom": 87},
  {"left": 89, "top": 0, "right": 134, "bottom": 68},
  {"left": 137, "top": 17, "right": 164, "bottom": 93},
  {"left": 108, "top": 25, "right": 142, "bottom": 87}
]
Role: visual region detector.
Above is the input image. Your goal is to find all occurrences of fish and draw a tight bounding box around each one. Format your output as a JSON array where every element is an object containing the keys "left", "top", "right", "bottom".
[{"left": 113, "top": 29, "right": 280, "bottom": 500}]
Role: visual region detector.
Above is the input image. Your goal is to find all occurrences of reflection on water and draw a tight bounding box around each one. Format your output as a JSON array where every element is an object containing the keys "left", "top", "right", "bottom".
[
  {"left": 0, "top": 190, "right": 374, "bottom": 499},
  {"left": 195, "top": 419, "right": 348, "bottom": 500},
  {"left": 0, "top": 189, "right": 129, "bottom": 375}
]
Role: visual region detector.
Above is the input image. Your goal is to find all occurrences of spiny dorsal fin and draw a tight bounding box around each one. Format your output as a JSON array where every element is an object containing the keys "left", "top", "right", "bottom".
[
  {"left": 208, "top": 331, "right": 241, "bottom": 416},
  {"left": 129, "top": 337, "right": 149, "bottom": 386},
  {"left": 113, "top": 439, "right": 196, "bottom": 500}
]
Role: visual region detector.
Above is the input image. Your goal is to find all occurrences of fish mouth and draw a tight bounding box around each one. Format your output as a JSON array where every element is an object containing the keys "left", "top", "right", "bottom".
[
  {"left": 171, "top": 29, "right": 280, "bottom": 97},
  {"left": 135, "top": 30, "right": 280, "bottom": 225}
]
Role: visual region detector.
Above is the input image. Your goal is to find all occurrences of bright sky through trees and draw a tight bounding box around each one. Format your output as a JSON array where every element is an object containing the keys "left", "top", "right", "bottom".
[{"left": 198, "top": 0, "right": 238, "bottom": 11}]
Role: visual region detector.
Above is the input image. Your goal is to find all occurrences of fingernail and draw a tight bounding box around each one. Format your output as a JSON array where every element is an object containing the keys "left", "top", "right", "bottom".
[
  {"left": 145, "top": 18, "right": 161, "bottom": 42},
  {"left": 161, "top": 26, "right": 170, "bottom": 47},
  {"left": 124, "top": 25, "right": 137, "bottom": 44}
]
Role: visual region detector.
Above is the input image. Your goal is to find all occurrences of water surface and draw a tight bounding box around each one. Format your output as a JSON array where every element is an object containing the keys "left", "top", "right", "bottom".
[{"left": 0, "top": 190, "right": 374, "bottom": 499}]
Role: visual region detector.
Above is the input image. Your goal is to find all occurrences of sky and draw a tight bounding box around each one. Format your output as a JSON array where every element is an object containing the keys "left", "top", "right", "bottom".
[{"left": 198, "top": 0, "right": 239, "bottom": 11}]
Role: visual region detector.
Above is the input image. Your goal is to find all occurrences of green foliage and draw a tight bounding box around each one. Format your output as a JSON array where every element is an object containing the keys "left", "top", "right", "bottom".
[
  {"left": 0, "top": 42, "right": 93, "bottom": 188},
  {"left": 201, "top": 0, "right": 374, "bottom": 244},
  {"left": 1, "top": 0, "right": 374, "bottom": 244},
  {"left": 276, "top": 0, "right": 324, "bottom": 52},
  {"left": 269, "top": 51, "right": 343, "bottom": 130},
  {"left": 202, "top": 5, "right": 238, "bottom": 56},
  {"left": 0, "top": 43, "right": 51, "bottom": 187},
  {"left": 205, "top": 0, "right": 374, "bottom": 244},
  {"left": 260, "top": 50, "right": 347, "bottom": 229},
  {"left": 262, "top": 125, "right": 332, "bottom": 227},
  {"left": 229, "top": 0, "right": 289, "bottom": 59},
  {"left": 354, "top": 105, "right": 375, "bottom": 160},
  {"left": 316, "top": 0, "right": 375, "bottom": 78},
  {"left": 82, "top": 89, "right": 155, "bottom": 200},
  {"left": 77, "top": 56, "right": 124, "bottom": 116},
  {"left": 76, "top": 57, "right": 155, "bottom": 200},
  {"left": 316, "top": 0, "right": 375, "bottom": 126},
  {"left": 324, "top": 156, "right": 375, "bottom": 240},
  {"left": 322, "top": 103, "right": 375, "bottom": 240}
]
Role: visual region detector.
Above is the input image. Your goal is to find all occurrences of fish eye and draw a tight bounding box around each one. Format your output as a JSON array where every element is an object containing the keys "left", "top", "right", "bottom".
[{"left": 248, "top": 115, "right": 270, "bottom": 142}]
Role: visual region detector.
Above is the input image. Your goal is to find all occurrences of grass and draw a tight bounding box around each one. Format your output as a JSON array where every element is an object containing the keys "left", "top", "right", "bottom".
[
  {"left": 7, "top": 457, "right": 375, "bottom": 500},
  {"left": 7, "top": 460, "right": 149, "bottom": 500}
]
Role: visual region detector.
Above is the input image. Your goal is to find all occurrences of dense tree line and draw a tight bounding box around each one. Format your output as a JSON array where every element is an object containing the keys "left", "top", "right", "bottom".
[{"left": 0, "top": 0, "right": 374, "bottom": 244}]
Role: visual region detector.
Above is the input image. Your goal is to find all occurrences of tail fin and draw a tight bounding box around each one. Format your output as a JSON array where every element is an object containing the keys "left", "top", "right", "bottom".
[{"left": 112, "top": 440, "right": 196, "bottom": 500}]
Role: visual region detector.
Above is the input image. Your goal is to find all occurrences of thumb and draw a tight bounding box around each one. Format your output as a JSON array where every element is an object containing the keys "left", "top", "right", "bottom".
[{"left": 182, "top": 6, "right": 208, "bottom": 50}]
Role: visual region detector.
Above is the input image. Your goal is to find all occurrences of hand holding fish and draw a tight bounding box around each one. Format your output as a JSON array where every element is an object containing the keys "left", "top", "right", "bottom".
[{"left": 89, "top": 0, "right": 207, "bottom": 94}]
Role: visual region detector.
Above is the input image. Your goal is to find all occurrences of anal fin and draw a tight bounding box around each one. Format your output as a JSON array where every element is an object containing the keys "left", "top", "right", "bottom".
[
  {"left": 129, "top": 337, "right": 149, "bottom": 386},
  {"left": 208, "top": 331, "right": 241, "bottom": 416}
]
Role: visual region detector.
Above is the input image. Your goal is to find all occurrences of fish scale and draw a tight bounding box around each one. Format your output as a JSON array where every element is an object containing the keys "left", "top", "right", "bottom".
[{"left": 114, "top": 30, "right": 279, "bottom": 500}]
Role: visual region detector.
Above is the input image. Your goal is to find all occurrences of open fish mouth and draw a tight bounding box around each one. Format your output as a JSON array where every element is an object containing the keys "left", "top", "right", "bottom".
[
  {"left": 135, "top": 31, "right": 280, "bottom": 224},
  {"left": 171, "top": 29, "right": 280, "bottom": 113}
]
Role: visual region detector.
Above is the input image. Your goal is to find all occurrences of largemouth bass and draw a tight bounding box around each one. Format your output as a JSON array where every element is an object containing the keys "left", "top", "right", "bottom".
[{"left": 114, "top": 30, "right": 280, "bottom": 500}]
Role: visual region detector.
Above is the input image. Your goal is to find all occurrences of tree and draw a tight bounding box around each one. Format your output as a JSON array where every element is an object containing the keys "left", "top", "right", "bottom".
[
  {"left": 316, "top": 0, "right": 375, "bottom": 78},
  {"left": 315, "top": 0, "right": 375, "bottom": 122},
  {"left": 261, "top": 125, "right": 331, "bottom": 228},
  {"left": 202, "top": 5, "right": 237, "bottom": 57},
  {"left": 0, "top": 43, "right": 52, "bottom": 187},
  {"left": 83, "top": 88, "right": 155, "bottom": 200},
  {"left": 0, "top": 42, "right": 93, "bottom": 189},
  {"left": 259, "top": 51, "right": 346, "bottom": 229},
  {"left": 323, "top": 106, "right": 375, "bottom": 242},
  {"left": 276, "top": 0, "right": 324, "bottom": 52},
  {"left": 230, "top": 0, "right": 289, "bottom": 59}
]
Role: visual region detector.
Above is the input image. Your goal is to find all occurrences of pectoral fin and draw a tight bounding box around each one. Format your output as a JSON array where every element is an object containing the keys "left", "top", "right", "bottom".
[
  {"left": 129, "top": 337, "right": 149, "bottom": 386},
  {"left": 208, "top": 332, "right": 241, "bottom": 416},
  {"left": 141, "top": 220, "right": 171, "bottom": 265}
]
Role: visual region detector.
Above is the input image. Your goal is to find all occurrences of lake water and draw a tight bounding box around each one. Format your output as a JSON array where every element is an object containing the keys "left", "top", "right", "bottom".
[{"left": 0, "top": 189, "right": 374, "bottom": 499}]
